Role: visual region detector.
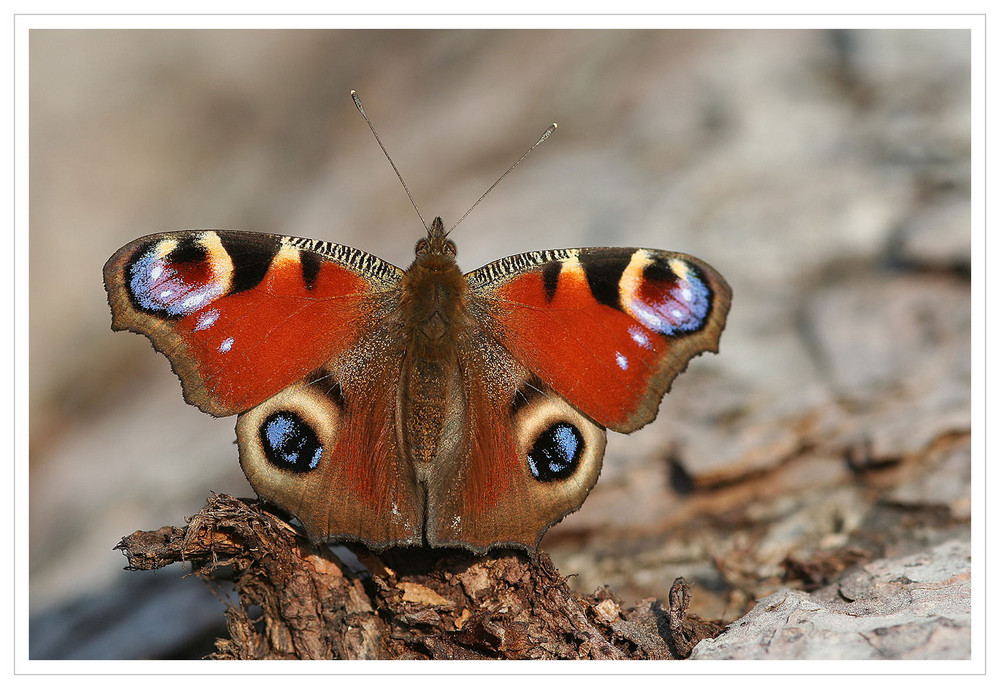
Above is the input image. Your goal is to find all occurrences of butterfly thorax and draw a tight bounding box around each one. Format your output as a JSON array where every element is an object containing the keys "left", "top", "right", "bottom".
[
  {"left": 400, "top": 219, "right": 467, "bottom": 355},
  {"left": 397, "top": 218, "right": 470, "bottom": 467}
]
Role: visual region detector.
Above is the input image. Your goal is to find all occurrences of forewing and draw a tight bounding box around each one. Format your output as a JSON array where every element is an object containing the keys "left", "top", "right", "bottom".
[
  {"left": 467, "top": 247, "right": 731, "bottom": 433},
  {"left": 103, "top": 230, "right": 403, "bottom": 416}
]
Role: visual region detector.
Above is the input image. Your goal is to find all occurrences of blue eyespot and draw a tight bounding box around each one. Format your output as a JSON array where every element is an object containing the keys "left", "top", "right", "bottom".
[
  {"left": 259, "top": 411, "right": 323, "bottom": 473},
  {"left": 636, "top": 262, "right": 712, "bottom": 336},
  {"left": 126, "top": 239, "right": 224, "bottom": 319},
  {"left": 527, "top": 422, "right": 584, "bottom": 482}
]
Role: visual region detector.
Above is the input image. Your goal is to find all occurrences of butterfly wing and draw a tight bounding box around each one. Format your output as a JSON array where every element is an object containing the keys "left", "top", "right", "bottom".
[
  {"left": 467, "top": 247, "right": 731, "bottom": 433},
  {"left": 423, "top": 335, "right": 607, "bottom": 552},
  {"left": 104, "top": 230, "right": 424, "bottom": 546},
  {"left": 422, "top": 247, "right": 728, "bottom": 552},
  {"left": 236, "top": 331, "right": 424, "bottom": 548},
  {"left": 103, "top": 230, "right": 403, "bottom": 416}
]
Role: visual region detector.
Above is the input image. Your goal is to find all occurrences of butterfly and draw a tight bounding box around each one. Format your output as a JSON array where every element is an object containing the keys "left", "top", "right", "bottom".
[
  {"left": 103, "top": 105, "right": 731, "bottom": 554},
  {"left": 104, "top": 218, "right": 730, "bottom": 553}
]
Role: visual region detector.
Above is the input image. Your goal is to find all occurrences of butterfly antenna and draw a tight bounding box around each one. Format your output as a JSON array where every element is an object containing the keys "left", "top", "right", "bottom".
[
  {"left": 351, "top": 90, "right": 428, "bottom": 230},
  {"left": 446, "top": 122, "right": 557, "bottom": 236}
]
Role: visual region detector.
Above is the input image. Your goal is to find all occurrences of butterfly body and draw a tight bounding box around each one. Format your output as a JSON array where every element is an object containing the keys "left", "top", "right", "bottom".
[
  {"left": 105, "top": 216, "right": 730, "bottom": 553},
  {"left": 397, "top": 220, "right": 468, "bottom": 469}
]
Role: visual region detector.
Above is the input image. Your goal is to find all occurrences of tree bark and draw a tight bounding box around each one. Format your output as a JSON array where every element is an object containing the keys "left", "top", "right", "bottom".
[{"left": 115, "top": 494, "right": 726, "bottom": 660}]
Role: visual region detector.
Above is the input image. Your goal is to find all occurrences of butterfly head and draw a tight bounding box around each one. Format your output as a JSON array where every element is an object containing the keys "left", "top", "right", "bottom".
[{"left": 415, "top": 217, "right": 457, "bottom": 259}]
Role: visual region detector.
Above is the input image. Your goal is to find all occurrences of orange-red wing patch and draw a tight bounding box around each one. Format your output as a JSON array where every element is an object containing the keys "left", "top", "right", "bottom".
[
  {"left": 104, "top": 230, "right": 402, "bottom": 416},
  {"left": 468, "top": 248, "right": 731, "bottom": 433}
]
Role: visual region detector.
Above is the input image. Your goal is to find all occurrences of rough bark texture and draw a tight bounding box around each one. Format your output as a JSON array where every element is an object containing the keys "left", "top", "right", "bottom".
[{"left": 115, "top": 494, "right": 725, "bottom": 660}]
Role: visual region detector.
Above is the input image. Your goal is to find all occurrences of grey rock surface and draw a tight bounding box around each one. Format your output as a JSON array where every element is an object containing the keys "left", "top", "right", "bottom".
[{"left": 691, "top": 539, "right": 971, "bottom": 659}]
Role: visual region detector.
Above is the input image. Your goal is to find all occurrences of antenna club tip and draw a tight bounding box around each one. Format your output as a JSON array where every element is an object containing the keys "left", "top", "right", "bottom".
[
  {"left": 351, "top": 90, "right": 366, "bottom": 114},
  {"left": 551, "top": 122, "right": 558, "bottom": 129}
]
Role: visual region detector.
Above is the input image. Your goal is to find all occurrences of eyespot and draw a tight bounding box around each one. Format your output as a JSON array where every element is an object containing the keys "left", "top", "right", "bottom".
[
  {"left": 126, "top": 235, "right": 228, "bottom": 318},
  {"left": 527, "top": 421, "right": 585, "bottom": 482},
  {"left": 259, "top": 410, "right": 323, "bottom": 473}
]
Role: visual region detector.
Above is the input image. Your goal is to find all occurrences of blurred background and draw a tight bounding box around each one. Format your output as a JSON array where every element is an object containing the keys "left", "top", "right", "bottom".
[{"left": 28, "top": 29, "right": 971, "bottom": 659}]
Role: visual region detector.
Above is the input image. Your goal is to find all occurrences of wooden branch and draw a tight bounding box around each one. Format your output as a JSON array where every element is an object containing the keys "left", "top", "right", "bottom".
[{"left": 114, "top": 494, "right": 725, "bottom": 660}]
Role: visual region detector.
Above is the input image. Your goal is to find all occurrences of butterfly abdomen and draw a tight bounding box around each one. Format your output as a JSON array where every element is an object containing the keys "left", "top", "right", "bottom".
[{"left": 397, "top": 245, "right": 471, "bottom": 468}]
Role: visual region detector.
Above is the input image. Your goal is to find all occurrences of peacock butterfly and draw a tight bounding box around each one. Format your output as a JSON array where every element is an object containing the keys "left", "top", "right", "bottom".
[{"left": 103, "top": 106, "right": 731, "bottom": 554}]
